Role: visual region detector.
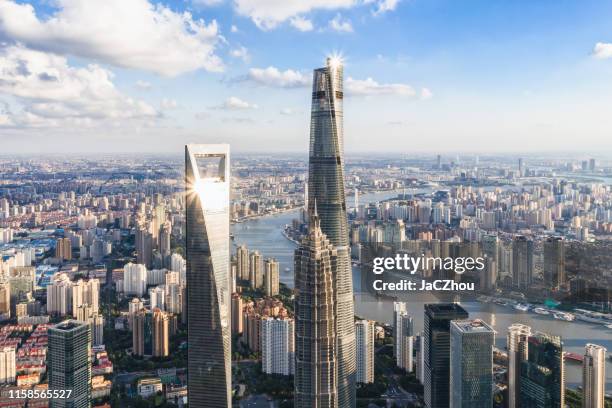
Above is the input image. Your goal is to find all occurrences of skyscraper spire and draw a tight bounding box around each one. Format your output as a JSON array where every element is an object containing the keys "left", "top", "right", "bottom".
[{"left": 301, "top": 57, "right": 356, "bottom": 407}]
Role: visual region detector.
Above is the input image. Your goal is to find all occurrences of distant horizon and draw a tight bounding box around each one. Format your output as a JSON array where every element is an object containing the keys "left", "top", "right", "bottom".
[
  {"left": 1, "top": 1, "right": 612, "bottom": 153},
  {"left": 0, "top": 150, "right": 610, "bottom": 159}
]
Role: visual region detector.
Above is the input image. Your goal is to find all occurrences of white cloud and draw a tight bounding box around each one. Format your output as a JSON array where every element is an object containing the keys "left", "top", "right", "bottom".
[
  {"left": 230, "top": 46, "right": 250, "bottom": 62},
  {"left": 135, "top": 80, "right": 152, "bottom": 90},
  {"left": 346, "top": 77, "right": 417, "bottom": 96},
  {"left": 245, "top": 66, "right": 311, "bottom": 88},
  {"left": 0, "top": 45, "right": 157, "bottom": 128},
  {"left": 593, "top": 42, "right": 612, "bottom": 59},
  {"left": 234, "top": 0, "right": 356, "bottom": 30},
  {"left": 420, "top": 87, "right": 433, "bottom": 100},
  {"left": 0, "top": 0, "right": 223, "bottom": 77},
  {"left": 290, "top": 16, "right": 314, "bottom": 32},
  {"left": 372, "top": 0, "right": 400, "bottom": 15},
  {"left": 195, "top": 111, "right": 211, "bottom": 120},
  {"left": 231, "top": 25, "right": 239, "bottom": 33},
  {"left": 161, "top": 98, "right": 178, "bottom": 109},
  {"left": 212, "top": 96, "right": 258, "bottom": 110},
  {"left": 280, "top": 108, "right": 295, "bottom": 115},
  {"left": 329, "top": 14, "right": 353, "bottom": 32}
]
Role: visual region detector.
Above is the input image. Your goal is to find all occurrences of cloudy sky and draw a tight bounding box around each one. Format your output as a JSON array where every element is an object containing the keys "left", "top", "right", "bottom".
[{"left": 1, "top": 0, "right": 612, "bottom": 154}]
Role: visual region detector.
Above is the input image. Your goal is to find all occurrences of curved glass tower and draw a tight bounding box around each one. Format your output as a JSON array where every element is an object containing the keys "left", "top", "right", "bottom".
[
  {"left": 185, "top": 144, "right": 231, "bottom": 408},
  {"left": 308, "top": 57, "right": 356, "bottom": 407}
]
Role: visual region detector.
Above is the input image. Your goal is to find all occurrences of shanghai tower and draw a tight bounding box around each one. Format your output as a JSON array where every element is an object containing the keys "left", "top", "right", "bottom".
[
  {"left": 307, "top": 57, "right": 356, "bottom": 407},
  {"left": 185, "top": 144, "right": 231, "bottom": 407}
]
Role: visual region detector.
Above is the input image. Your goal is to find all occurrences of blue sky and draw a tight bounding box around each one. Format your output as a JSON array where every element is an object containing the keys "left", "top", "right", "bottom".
[{"left": 1, "top": 0, "right": 612, "bottom": 154}]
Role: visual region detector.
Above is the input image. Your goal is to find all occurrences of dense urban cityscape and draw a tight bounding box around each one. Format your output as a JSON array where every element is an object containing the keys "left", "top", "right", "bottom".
[{"left": 0, "top": 57, "right": 610, "bottom": 408}]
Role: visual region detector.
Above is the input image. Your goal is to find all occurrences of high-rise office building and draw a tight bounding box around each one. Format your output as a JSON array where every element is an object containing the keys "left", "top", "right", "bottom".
[
  {"left": 449, "top": 319, "right": 495, "bottom": 408},
  {"left": 294, "top": 211, "right": 338, "bottom": 407},
  {"left": 261, "top": 317, "right": 295, "bottom": 376},
  {"left": 399, "top": 314, "right": 415, "bottom": 372},
  {"left": 507, "top": 323, "right": 532, "bottom": 408},
  {"left": 582, "top": 344, "right": 606, "bottom": 408},
  {"left": 135, "top": 226, "right": 153, "bottom": 269},
  {"left": 185, "top": 144, "right": 231, "bottom": 407},
  {"left": 544, "top": 237, "right": 565, "bottom": 290},
  {"left": 249, "top": 250, "right": 262, "bottom": 289},
  {"left": 355, "top": 320, "right": 374, "bottom": 384},
  {"left": 393, "top": 302, "right": 414, "bottom": 372},
  {"left": 159, "top": 221, "right": 172, "bottom": 259},
  {"left": 48, "top": 320, "right": 91, "bottom": 408},
  {"left": 264, "top": 258, "right": 280, "bottom": 296},
  {"left": 308, "top": 56, "right": 356, "bottom": 407},
  {"left": 519, "top": 332, "right": 564, "bottom": 408},
  {"left": 512, "top": 235, "right": 533, "bottom": 289},
  {"left": 423, "top": 303, "right": 469, "bottom": 408},
  {"left": 0, "top": 347, "right": 15, "bottom": 384}
]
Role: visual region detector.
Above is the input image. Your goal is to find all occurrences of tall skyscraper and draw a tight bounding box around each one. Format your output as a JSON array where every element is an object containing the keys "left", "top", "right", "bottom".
[
  {"left": 519, "top": 332, "right": 564, "bottom": 408},
  {"left": 236, "top": 245, "right": 250, "bottom": 280},
  {"left": 185, "top": 144, "right": 231, "bottom": 408},
  {"left": 48, "top": 320, "right": 91, "bottom": 408},
  {"left": 449, "top": 319, "right": 495, "bottom": 408},
  {"left": 264, "top": 258, "right": 280, "bottom": 296},
  {"left": 261, "top": 317, "right": 295, "bottom": 376},
  {"left": 294, "top": 211, "right": 338, "bottom": 407},
  {"left": 582, "top": 344, "right": 606, "bottom": 408},
  {"left": 507, "top": 323, "right": 532, "bottom": 408},
  {"left": 393, "top": 302, "right": 414, "bottom": 372},
  {"left": 123, "top": 263, "right": 147, "bottom": 297},
  {"left": 423, "top": 303, "right": 468, "bottom": 408},
  {"left": 135, "top": 226, "right": 153, "bottom": 268},
  {"left": 249, "top": 250, "right": 263, "bottom": 289},
  {"left": 543, "top": 237, "right": 565, "bottom": 290},
  {"left": 355, "top": 320, "right": 374, "bottom": 384},
  {"left": 512, "top": 235, "right": 533, "bottom": 289},
  {"left": 152, "top": 308, "right": 170, "bottom": 357},
  {"left": 308, "top": 56, "right": 356, "bottom": 407}
]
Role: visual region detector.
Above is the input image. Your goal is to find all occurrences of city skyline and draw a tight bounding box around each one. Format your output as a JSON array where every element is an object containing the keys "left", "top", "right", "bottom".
[{"left": 1, "top": 1, "right": 612, "bottom": 153}]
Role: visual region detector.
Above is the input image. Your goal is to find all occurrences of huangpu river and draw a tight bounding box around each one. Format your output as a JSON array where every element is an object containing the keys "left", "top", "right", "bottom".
[{"left": 231, "top": 191, "right": 612, "bottom": 391}]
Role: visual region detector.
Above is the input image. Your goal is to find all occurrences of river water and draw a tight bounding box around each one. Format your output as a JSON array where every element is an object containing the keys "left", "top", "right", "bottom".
[{"left": 231, "top": 191, "right": 612, "bottom": 390}]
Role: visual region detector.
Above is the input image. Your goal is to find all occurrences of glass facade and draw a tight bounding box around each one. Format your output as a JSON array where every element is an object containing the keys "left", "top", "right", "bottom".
[
  {"left": 449, "top": 319, "right": 495, "bottom": 408},
  {"left": 294, "top": 214, "right": 338, "bottom": 408},
  {"left": 48, "top": 320, "right": 91, "bottom": 408},
  {"left": 185, "top": 144, "right": 231, "bottom": 407},
  {"left": 424, "top": 303, "right": 468, "bottom": 408},
  {"left": 519, "top": 333, "right": 564, "bottom": 408},
  {"left": 308, "top": 57, "right": 356, "bottom": 408}
]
